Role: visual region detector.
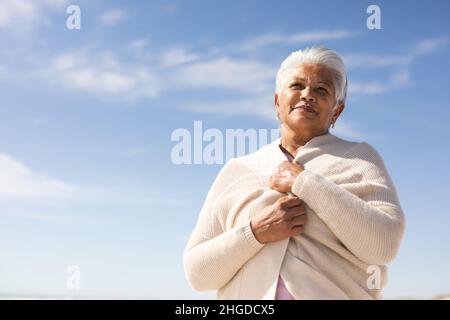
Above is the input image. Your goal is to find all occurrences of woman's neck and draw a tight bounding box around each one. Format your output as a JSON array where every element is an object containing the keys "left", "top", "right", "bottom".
[{"left": 280, "top": 126, "right": 329, "bottom": 157}]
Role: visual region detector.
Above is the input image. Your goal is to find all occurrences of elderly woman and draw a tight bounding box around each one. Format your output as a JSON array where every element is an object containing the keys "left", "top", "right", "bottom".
[{"left": 183, "top": 46, "right": 405, "bottom": 300}]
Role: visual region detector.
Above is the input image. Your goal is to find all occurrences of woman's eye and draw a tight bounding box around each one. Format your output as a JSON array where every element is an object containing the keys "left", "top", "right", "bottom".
[
  {"left": 316, "top": 87, "right": 328, "bottom": 94},
  {"left": 290, "top": 83, "right": 304, "bottom": 89}
]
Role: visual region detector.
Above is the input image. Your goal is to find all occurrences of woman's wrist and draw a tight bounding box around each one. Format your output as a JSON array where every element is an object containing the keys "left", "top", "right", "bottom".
[{"left": 250, "top": 218, "right": 265, "bottom": 244}]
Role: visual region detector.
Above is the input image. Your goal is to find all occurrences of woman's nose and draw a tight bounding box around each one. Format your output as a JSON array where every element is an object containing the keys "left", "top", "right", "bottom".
[{"left": 300, "top": 87, "right": 316, "bottom": 102}]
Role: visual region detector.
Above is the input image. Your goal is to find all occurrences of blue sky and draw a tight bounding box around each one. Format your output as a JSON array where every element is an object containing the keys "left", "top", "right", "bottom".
[{"left": 0, "top": 0, "right": 449, "bottom": 299}]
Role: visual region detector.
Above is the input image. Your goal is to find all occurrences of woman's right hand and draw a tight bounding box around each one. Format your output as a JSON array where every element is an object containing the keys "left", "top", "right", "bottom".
[{"left": 250, "top": 195, "right": 307, "bottom": 244}]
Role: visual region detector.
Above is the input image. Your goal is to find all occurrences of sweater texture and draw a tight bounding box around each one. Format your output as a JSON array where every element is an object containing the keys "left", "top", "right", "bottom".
[{"left": 183, "top": 132, "right": 405, "bottom": 300}]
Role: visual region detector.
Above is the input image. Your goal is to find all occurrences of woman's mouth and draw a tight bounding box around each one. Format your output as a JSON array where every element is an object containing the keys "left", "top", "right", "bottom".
[{"left": 291, "top": 105, "right": 317, "bottom": 114}]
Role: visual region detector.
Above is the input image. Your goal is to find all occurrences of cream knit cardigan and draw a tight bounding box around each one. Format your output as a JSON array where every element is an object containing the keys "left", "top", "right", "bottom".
[{"left": 183, "top": 133, "right": 405, "bottom": 300}]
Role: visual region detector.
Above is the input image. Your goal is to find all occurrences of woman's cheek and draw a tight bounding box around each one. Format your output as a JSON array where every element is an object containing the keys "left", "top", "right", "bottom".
[{"left": 286, "top": 92, "right": 299, "bottom": 106}]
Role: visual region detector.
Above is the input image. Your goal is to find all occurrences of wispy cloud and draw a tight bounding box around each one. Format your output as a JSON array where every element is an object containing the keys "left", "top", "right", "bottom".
[
  {"left": 343, "top": 54, "right": 411, "bottom": 69},
  {"left": 127, "top": 39, "right": 150, "bottom": 50},
  {"left": 0, "top": 151, "right": 186, "bottom": 204},
  {"left": 343, "top": 36, "right": 448, "bottom": 69},
  {"left": 174, "top": 57, "right": 276, "bottom": 93},
  {"left": 185, "top": 96, "right": 368, "bottom": 142},
  {"left": 47, "top": 48, "right": 161, "bottom": 101},
  {"left": 161, "top": 48, "right": 200, "bottom": 68},
  {"left": 0, "top": 153, "right": 77, "bottom": 199},
  {"left": 349, "top": 69, "right": 411, "bottom": 94},
  {"left": 0, "top": 151, "right": 191, "bottom": 224},
  {"left": 331, "top": 120, "right": 368, "bottom": 141},
  {"left": 344, "top": 36, "right": 447, "bottom": 95},
  {"left": 49, "top": 35, "right": 448, "bottom": 107},
  {"left": 0, "top": 0, "right": 67, "bottom": 31},
  {"left": 412, "top": 36, "right": 448, "bottom": 56},
  {"left": 100, "top": 8, "right": 127, "bottom": 26},
  {"left": 2, "top": 208, "right": 107, "bottom": 226},
  {"left": 186, "top": 94, "right": 275, "bottom": 119},
  {"left": 1, "top": 16, "right": 447, "bottom": 118},
  {"left": 237, "top": 30, "right": 356, "bottom": 52}
]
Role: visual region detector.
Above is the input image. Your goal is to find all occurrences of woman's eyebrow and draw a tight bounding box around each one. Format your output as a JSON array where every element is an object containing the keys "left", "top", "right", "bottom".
[
  {"left": 290, "top": 78, "right": 331, "bottom": 88},
  {"left": 317, "top": 81, "right": 332, "bottom": 88},
  {"left": 290, "top": 77, "right": 306, "bottom": 83}
]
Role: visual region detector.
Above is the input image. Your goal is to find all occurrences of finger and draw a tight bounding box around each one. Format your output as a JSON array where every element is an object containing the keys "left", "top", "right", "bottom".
[
  {"left": 280, "top": 197, "right": 303, "bottom": 209},
  {"left": 289, "top": 225, "right": 305, "bottom": 237},
  {"left": 275, "top": 195, "right": 291, "bottom": 204},
  {"left": 285, "top": 204, "right": 306, "bottom": 217},
  {"left": 289, "top": 214, "right": 307, "bottom": 227},
  {"left": 276, "top": 195, "right": 296, "bottom": 206}
]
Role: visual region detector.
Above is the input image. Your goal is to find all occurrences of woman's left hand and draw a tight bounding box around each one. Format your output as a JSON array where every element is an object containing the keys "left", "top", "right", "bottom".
[{"left": 269, "top": 161, "right": 305, "bottom": 193}]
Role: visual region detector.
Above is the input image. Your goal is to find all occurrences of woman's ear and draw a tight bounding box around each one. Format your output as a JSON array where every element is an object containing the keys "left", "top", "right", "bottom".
[
  {"left": 274, "top": 93, "right": 282, "bottom": 122},
  {"left": 274, "top": 93, "right": 280, "bottom": 110},
  {"left": 333, "top": 102, "right": 345, "bottom": 119}
]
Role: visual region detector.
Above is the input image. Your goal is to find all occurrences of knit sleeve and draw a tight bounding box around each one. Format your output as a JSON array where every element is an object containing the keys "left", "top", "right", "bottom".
[
  {"left": 291, "top": 142, "right": 406, "bottom": 266},
  {"left": 183, "top": 159, "right": 265, "bottom": 292}
]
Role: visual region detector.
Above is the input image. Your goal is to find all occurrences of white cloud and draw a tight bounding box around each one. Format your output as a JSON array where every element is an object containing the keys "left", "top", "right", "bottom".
[
  {"left": 186, "top": 95, "right": 275, "bottom": 119},
  {"left": 127, "top": 39, "right": 150, "bottom": 50},
  {"left": 343, "top": 54, "right": 411, "bottom": 69},
  {"left": 343, "top": 37, "right": 447, "bottom": 95},
  {"left": 125, "top": 39, "right": 153, "bottom": 60},
  {"left": 100, "top": 8, "right": 126, "bottom": 26},
  {"left": 47, "top": 49, "right": 161, "bottom": 100},
  {"left": 413, "top": 36, "right": 448, "bottom": 56},
  {"left": 1, "top": 19, "right": 447, "bottom": 119},
  {"left": 0, "top": 0, "right": 67, "bottom": 30},
  {"left": 238, "top": 30, "right": 356, "bottom": 52},
  {"left": 331, "top": 120, "right": 368, "bottom": 141},
  {"left": 0, "top": 0, "right": 34, "bottom": 28},
  {"left": 0, "top": 151, "right": 191, "bottom": 225},
  {"left": 183, "top": 95, "right": 368, "bottom": 141},
  {"left": 2, "top": 208, "right": 106, "bottom": 226},
  {"left": 176, "top": 35, "right": 429, "bottom": 118},
  {"left": 349, "top": 70, "right": 411, "bottom": 95},
  {"left": 185, "top": 95, "right": 367, "bottom": 142},
  {"left": 0, "top": 153, "right": 77, "bottom": 199},
  {"left": 161, "top": 48, "right": 200, "bottom": 68},
  {"left": 343, "top": 36, "right": 448, "bottom": 69},
  {"left": 174, "top": 57, "right": 276, "bottom": 93},
  {"left": 349, "top": 81, "right": 386, "bottom": 95},
  {"left": 38, "top": 36, "right": 438, "bottom": 117}
]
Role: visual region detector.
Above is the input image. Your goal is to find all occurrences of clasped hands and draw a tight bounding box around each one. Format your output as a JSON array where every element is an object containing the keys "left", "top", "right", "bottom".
[
  {"left": 268, "top": 161, "right": 305, "bottom": 193},
  {"left": 250, "top": 161, "right": 307, "bottom": 244}
]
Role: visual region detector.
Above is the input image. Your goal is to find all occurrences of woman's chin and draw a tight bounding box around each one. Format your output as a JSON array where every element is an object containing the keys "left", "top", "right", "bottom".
[{"left": 288, "top": 115, "right": 315, "bottom": 126}]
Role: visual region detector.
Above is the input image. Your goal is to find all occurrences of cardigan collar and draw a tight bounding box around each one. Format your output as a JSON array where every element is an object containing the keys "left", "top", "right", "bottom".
[
  {"left": 280, "top": 131, "right": 339, "bottom": 149},
  {"left": 267, "top": 132, "right": 340, "bottom": 166}
]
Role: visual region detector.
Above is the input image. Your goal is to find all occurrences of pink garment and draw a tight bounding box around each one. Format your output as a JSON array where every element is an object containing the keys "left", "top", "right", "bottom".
[{"left": 275, "top": 275, "right": 296, "bottom": 300}]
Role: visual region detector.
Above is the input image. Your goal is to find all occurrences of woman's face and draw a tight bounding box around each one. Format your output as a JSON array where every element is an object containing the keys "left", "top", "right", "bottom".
[{"left": 275, "top": 63, "right": 344, "bottom": 137}]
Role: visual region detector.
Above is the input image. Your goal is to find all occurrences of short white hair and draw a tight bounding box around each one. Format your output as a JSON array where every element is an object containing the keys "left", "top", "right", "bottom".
[{"left": 275, "top": 46, "right": 348, "bottom": 106}]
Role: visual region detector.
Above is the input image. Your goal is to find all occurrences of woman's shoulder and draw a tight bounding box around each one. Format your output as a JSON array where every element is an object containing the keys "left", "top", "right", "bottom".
[
  {"left": 343, "top": 139, "right": 385, "bottom": 162},
  {"left": 336, "top": 139, "right": 392, "bottom": 179},
  {"left": 328, "top": 134, "right": 383, "bottom": 160}
]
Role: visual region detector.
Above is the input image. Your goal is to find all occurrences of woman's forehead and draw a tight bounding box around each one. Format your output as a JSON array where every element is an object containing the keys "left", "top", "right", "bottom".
[{"left": 285, "top": 63, "right": 334, "bottom": 85}]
